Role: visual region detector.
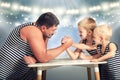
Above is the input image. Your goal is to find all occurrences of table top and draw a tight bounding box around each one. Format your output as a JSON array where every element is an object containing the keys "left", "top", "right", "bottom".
[{"left": 28, "top": 59, "right": 107, "bottom": 68}]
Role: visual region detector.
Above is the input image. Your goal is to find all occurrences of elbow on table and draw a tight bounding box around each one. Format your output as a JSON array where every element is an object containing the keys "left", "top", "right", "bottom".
[
  {"left": 39, "top": 58, "right": 49, "bottom": 63},
  {"left": 37, "top": 57, "right": 49, "bottom": 63},
  {"left": 35, "top": 52, "right": 50, "bottom": 63}
]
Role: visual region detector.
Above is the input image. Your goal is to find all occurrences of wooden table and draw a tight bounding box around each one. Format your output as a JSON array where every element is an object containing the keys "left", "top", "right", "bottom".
[{"left": 28, "top": 59, "right": 107, "bottom": 80}]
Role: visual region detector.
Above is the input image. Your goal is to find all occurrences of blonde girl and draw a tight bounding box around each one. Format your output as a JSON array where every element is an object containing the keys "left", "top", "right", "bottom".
[{"left": 65, "top": 17, "right": 101, "bottom": 60}]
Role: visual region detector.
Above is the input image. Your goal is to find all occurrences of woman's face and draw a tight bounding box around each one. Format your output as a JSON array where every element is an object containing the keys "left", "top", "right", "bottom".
[{"left": 78, "top": 27, "right": 88, "bottom": 39}]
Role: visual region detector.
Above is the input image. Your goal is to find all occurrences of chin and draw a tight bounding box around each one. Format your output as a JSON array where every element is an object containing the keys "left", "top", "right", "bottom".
[{"left": 48, "top": 35, "right": 52, "bottom": 38}]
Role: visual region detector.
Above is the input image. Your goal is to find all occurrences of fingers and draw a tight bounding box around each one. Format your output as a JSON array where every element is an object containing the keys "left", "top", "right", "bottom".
[
  {"left": 61, "top": 36, "right": 73, "bottom": 43},
  {"left": 61, "top": 36, "right": 69, "bottom": 44},
  {"left": 23, "top": 56, "right": 36, "bottom": 65},
  {"left": 23, "top": 55, "right": 30, "bottom": 64}
]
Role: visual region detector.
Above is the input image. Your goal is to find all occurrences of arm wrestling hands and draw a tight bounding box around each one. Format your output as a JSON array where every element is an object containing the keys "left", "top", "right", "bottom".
[{"left": 23, "top": 36, "right": 73, "bottom": 64}]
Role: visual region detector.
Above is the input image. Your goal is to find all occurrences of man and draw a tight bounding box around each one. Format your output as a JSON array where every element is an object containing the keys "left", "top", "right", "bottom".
[{"left": 0, "top": 12, "right": 72, "bottom": 80}]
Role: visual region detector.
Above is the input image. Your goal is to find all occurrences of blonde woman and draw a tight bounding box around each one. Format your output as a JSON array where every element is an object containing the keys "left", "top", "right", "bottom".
[{"left": 91, "top": 24, "right": 120, "bottom": 80}]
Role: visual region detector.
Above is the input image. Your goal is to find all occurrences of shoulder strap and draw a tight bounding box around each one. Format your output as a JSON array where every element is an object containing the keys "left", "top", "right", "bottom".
[{"left": 82, "top": 39, "right": 87, "bottom": 44}]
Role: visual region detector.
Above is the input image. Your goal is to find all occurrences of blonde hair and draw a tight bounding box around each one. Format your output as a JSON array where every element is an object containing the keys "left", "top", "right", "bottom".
[
  {"left": 78, "top": 17, "right": 96, "bottom": 31},
  {"left": 94, "top": 24, "right": 112, "bottom": 41}
]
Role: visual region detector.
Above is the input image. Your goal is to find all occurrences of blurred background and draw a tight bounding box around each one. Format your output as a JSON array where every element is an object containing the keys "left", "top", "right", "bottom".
[{"left": 0, "top": 0, "right": 120, "bottom": 80}]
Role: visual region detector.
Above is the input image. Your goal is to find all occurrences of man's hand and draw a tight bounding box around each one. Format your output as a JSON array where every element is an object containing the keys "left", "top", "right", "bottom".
[
  {"left": 23, "top": 55, "right": 37, "bottom": 64},
  {"left": 61, "top": 36, "right": 68, "bottom": 44},
  {"left": 61, "top": 36, "right": 73, "bottom": 48},
  {"left": 61, "top": 36, "right": 72, "bottom": 44}
]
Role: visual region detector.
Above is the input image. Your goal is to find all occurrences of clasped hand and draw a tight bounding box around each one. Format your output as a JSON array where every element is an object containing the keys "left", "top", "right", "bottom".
[{"left": 61, "top": 36, "right": 73, "bottom": 46}]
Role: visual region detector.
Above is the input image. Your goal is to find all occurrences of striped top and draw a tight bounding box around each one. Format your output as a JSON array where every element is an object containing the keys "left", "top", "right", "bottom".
[
  {"left": 0, "top": 22, "right": 37, "bottom": 80},
  {"left": 82, "top": 39, "right": 101, "bottom": 55},
  {"left": 99, "top": 42, "right": 120, "bottom": 80}
]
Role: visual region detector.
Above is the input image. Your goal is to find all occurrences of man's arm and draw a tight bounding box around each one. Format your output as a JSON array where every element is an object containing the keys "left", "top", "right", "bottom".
[{"left": 25, "top": 27, "right": 72, "bottom": 63}]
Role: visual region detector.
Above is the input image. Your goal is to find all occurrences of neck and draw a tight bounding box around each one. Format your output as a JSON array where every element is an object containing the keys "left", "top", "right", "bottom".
[
  {"left": 43, "top": 35, "right": 48, "bottom": 41},
  {"left": 43, "top": 35, "right": 49, "bottom": 47},
  {"left": 86, "top": 36, "right": 93, "bottom": 43}
]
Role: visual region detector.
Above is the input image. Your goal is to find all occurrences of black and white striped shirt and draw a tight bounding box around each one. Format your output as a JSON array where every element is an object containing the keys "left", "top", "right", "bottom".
[
  {"left": 0, "top": 22, "right": 37, "bottom": 80},
  {"left": 82, "top": 39, "right": 101, "bottom": 55},
  {"left": 99, "top": 42, "right": 120, "bottom": 80}
]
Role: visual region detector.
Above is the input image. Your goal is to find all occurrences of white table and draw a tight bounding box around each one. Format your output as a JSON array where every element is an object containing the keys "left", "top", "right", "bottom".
[{"left": 28, "top": 59, "right": 107, "bottom": 80}]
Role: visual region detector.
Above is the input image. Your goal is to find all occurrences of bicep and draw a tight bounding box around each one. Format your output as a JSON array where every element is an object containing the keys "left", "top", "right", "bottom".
[{"left": 27, "top": 28, "right": 46, "bottom": 58}]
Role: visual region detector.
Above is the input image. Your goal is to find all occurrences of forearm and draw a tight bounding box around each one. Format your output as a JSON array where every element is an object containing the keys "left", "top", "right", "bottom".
[
  {"left": 80, "top": 52, "right": 101, "bottom": 60},
  {"left": 24, "top": 47, "right": 75, "bottom": 64},
  {"left": 47, "top": 44, "right": 68, "bottom": 59},
  {"left": 97, "top": 52, "right": 115, "bottom": 61},
  {"left": 37, "top": 44, "right": 70, "bottom": 63},
  {"left": 33, "top": 36, "right": 73, "bottom": 63},
  {"left": 66, "top": 48, "right": 78, "bottom": 60},
  {"left": 72, "top": 43, "right": 95, "bottom": 50}
]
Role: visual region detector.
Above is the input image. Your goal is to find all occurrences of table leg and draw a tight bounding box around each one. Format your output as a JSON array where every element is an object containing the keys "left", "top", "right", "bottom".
[
  {"left": 94, "top": 64, "right": 100, "bottom": 80},
  {"left": 42, "top": 70, "right": 46, "bottom": 80},
  {"left": 87, "top": 67, "right": 91, "bottom": 80},
  {"left": 37, "top": 68, "right": 42, "bottom": 80}
]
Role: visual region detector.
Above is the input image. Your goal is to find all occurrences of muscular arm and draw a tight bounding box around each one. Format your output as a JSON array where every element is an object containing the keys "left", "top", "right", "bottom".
[{"left": 22, "top": 26, "right": 72, "bottom": 63}]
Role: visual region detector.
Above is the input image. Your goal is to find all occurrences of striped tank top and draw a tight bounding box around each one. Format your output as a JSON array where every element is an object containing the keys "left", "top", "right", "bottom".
[
  {"left": 99, "top": 42, "right": 120, "bottom": 80},
  {"left": 82, "top": 39, "right": 101, "bottom": 55},
  {"left": 0, "top": 22, "right": 37, "bottom": 80}
]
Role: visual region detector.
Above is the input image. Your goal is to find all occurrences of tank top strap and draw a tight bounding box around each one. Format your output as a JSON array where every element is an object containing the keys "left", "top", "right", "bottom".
[
  {"left": 20, "top": 22, "right": 38, "bottom": 27},
  {"left": 82, "top": 39, "right": 87, "bottom": 44}
]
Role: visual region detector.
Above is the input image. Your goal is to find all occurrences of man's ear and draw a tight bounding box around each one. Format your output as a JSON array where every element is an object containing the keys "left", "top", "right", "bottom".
[{"left": 41, "top": 26, "right": 47, "bottom": 31}]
